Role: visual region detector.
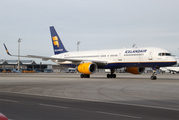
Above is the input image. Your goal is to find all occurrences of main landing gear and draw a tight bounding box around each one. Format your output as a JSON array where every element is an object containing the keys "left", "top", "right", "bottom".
[
  {"left": 80, "top": 74, "right": 90, "bottom": 78},
  {"left": 150, "top": 67, "right": 159, "bottom": 80},
  {"left": 107, "top": 69, "right": 116, "bottom": 78}
]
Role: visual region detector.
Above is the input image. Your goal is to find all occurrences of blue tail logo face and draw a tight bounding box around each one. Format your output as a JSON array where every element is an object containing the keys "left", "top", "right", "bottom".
[{"left": 50, "top": 26, "right": 67, "bottom": 55}]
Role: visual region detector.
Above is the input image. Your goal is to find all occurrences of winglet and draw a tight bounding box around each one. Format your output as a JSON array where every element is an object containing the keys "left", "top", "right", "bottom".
[{"left": 3, "top": 43, "right": 12, "bottom": 56}]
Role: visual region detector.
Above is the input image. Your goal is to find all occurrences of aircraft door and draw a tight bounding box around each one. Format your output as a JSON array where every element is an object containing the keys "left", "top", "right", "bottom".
[
  {"left": 118, "top": 53, "right": 122, "bottom": 61},
  {"left": 148, "top": 51, "right": 153, "bottom": 60}
]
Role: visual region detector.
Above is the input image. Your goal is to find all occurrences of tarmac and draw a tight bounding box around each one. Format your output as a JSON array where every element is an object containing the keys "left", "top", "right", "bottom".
[{"left": 0, "top": 73, "right": 179, "bottom": 120}]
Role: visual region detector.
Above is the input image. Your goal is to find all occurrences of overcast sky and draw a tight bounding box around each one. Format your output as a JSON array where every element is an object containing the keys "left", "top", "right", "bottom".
[{"left": 0, "top": 0, "right": 179, "bottom": 64}]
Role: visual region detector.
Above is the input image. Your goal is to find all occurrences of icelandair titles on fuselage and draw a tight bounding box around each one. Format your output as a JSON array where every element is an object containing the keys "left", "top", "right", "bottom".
[{"left": 125, "top": 49, "right": 147, "bottom": 53}]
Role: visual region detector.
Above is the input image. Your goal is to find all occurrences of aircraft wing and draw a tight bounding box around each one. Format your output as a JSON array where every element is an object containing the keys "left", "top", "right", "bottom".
[
  {"left": 27, "top": 55, "right": 108, "bottom": 66},
  {"left": 3, "top": 43, "right": 108, "bottom": 66}
]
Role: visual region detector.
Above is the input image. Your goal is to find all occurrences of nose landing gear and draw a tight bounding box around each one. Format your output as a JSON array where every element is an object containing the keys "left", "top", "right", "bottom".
[
  {"left": 150, "top": 67, "right": 159, "bottom": 80},
  {"left": 150, "top": 75, "right": 157, "bottom": 80}
]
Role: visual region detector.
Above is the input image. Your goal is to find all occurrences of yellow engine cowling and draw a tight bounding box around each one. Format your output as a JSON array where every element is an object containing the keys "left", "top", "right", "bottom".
[
  {"left": 126, "top": 67, "right": 145, "bottom": 74},
  {"left": 77, "top": 62, "right": 97, "bottom": 74}
]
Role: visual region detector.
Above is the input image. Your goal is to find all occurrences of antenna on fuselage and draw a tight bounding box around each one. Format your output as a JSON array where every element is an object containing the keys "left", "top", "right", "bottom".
[
  {"left": 132, "top": 44, "right": 136, "bottom": 48},
  {"left": 77, "top": 41, "right": 81, "bottom": 51}
]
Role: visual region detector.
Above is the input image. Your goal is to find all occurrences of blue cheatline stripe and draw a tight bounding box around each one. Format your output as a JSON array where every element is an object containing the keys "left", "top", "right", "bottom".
[{"left": 58, "top": 61, "right": 177, "bottom": 69}]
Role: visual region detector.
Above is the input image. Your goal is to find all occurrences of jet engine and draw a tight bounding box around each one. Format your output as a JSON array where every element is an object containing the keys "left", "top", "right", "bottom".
[
  {"left": 77, "top": 62, "right": 98, "bottom": 74},
  {"left": 126, "top": 67, "right": 145, "bottom": 74}
]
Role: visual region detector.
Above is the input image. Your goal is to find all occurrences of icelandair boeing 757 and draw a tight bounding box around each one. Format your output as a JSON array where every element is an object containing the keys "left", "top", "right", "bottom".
[{"left": 3, "top": 26, "right": 177, "bottom": 80}]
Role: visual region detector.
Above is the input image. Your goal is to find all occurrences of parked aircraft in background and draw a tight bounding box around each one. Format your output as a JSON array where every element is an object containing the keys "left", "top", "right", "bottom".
[
  {"left": 167, "top": 67, "right": 179, "bottom": 74},
  {"left": 160, "top": 57, "right": 179, "bottom": 74},
  {"left": 3, "top": 26, "right": 177, "bottom": 80}
]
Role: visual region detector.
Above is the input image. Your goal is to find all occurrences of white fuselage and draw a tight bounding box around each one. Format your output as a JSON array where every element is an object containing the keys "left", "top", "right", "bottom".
[{"left": 51, "top": 47, "right": 177, "bottom": 69}]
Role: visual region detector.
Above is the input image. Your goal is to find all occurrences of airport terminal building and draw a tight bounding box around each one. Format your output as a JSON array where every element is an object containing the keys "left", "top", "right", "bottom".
[
  {"left": 0, "top": 59, "right": 69, "bottom": 73},
  {"left": 0, "top": 59, "right": 52, "bottom": 72}
]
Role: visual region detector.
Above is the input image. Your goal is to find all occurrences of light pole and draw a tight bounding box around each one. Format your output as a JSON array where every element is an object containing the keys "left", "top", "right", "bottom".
[
  {"left": 77, "top": 41, "right": 81, "bottom": 51},
  {"left": 17, "top": 38, "right": 22, "bottom": 71}
]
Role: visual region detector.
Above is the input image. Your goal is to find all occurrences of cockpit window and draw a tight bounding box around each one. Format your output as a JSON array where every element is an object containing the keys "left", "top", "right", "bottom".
[
  {"left": 165, "top": 53, "right": 171, "bottom": 56},
  {"left": 158, "top": 53, "right": 171, "bottom": 56}
]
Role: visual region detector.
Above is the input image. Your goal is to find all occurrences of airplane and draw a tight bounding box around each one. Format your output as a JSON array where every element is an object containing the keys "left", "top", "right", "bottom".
[
  {"left": 167, "top": 67, "right": 179, "bottom": 74},
  {"left": 160, "top": 57, "right": 179, "bottom": 74},
  {"left": 3, "top": 26, "right": 177, "bottom": 80},
  {"left": 160, "top": 67, "right": 179, "bottom": 74},
  {"left": 160, "top": 66, "right": 179, "bottom": 74}
]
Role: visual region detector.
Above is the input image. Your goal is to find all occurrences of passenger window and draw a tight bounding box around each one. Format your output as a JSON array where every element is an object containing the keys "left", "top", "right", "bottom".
[{"left": 158, "top": 53, "right": 161, "bottom": 56}]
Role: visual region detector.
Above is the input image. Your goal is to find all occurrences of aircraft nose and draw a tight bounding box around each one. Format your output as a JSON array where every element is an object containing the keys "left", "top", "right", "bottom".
[
  {"left": 168, "top": 57, "right": 177, "bottom": 65},
  {"left": 173, "top": 58, "right": 177, "bottom": 64}
]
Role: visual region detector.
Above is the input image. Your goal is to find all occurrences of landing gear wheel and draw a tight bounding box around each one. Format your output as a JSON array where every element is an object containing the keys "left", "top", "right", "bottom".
[
  {"left": 150, "top": 76, "right": 157, "bottom": 80},
  {"left": 107, "top": 74, "right": 110, "bottom": 78},
  {"left": 80, "top": 74, "right": 84, "bottom": 78},
  {"left": 107, "top": 74, "right": 116, "bottom": 78},
  {"left": 86, "top": 74, "right": 90, "bottom": 78},
  {"left": 106, "top": 69, "right": 117, "bottom": 78},
  {"left": 113, "top": 74, "right": 116, "bottom": 78},
  {"left": 80, "top": 74, "right": 90, "bottom": 78}
]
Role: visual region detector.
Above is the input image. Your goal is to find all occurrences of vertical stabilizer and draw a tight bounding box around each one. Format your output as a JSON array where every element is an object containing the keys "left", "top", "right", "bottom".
[{"left": 50, "top": 26, "right": 67, "bottom": 55}]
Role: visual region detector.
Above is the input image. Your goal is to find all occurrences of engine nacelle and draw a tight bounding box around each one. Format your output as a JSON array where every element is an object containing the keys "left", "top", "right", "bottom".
[
  {"left": 126, "top": 67, "right": 145, "bottom": 74},
  {"left": 77, "top": 62, "right": 97, "bottom": 74}
]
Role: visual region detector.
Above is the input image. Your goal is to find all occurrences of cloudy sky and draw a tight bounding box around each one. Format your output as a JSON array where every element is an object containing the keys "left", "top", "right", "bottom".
[{"left": 0, "top": 0, "right": 179, "bottom": 64}]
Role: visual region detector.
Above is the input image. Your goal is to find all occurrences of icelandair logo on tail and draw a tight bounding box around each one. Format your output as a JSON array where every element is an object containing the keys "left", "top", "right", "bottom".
[{"left": 52, "top": 36, "right": 59, "bottom": 47}]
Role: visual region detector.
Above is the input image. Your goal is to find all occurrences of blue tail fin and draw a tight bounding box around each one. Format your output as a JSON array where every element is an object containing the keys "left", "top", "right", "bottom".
[{"left": 50, "top": 26, "right": 67, "bottom": 55}]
